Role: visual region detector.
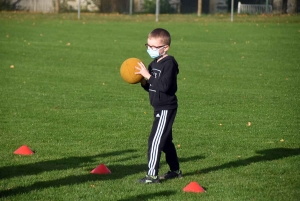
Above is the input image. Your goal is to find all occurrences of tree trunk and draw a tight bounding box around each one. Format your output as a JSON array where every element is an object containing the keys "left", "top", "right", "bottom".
[
  {"left": 112, "top": 0, "right": 117, "bottom": 12},
  {"left": 55, "top": 0, "right": 59, "bottom": 13},
  {"left": 273, "top": 0, "right": 283, "bottom": 13},
  {"left": 197, "top": 0, "right": 202, "bottom": 16},
  {"left": 209, "top": 0, "right": 215, "bottom": 13},
  {"left": 287, "top": 0, "right": 297, "bottom": 13}
]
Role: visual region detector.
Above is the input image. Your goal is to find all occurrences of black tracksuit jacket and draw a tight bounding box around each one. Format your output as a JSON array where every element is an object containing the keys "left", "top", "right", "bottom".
[{"left": 142, "top": 55, "right": 179, "bottom": 111}]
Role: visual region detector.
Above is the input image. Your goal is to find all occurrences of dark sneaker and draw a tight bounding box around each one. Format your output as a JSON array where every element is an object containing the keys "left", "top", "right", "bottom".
[
  {"left": 139, "top": 175, "right": 160, "bottom": 184},
  {"left": 159, "top": 170, "right": 183, "bottom": 180}
]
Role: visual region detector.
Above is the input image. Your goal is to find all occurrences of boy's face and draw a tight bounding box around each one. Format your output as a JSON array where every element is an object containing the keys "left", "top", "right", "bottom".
[{"left": 147, "top": 37, "right": 169, "bottom": 54}]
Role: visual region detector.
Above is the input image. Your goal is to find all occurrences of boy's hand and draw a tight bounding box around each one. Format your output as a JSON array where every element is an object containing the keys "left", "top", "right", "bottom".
[{"left": 135, "top": 62, "right": 151, "bottom": 80}]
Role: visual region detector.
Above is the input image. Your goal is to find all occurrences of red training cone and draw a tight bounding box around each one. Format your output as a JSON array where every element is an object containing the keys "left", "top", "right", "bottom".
[
  {"left": 183, "top": 182, "right": 206, "bottom": 193},
  {"left": 90, "top": 164, "right": 111, "bottom": 174},
  {"left": 13, "top": 145, "right": 34, "bottom": 155}
]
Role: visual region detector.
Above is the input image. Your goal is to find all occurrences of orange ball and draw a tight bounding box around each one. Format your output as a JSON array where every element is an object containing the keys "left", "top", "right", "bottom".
[{"left": 120, "top": 58, "right": 144, "bottom": 84}]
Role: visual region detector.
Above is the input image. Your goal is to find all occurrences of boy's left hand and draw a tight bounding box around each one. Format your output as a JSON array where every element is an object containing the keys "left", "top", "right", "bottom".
[{"left": 135, "top": 62, "right": 151, "bottom": 80}]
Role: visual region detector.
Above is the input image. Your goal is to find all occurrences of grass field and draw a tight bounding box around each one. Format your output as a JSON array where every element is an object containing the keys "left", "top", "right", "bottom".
[{"left": 0, "top": 12, "right": 299, "bottom": 200}]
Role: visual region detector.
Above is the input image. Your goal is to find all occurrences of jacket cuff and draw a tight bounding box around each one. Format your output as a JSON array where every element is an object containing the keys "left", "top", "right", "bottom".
[{"left": 147, "top": 76, "right": 154, "bottom": 84}]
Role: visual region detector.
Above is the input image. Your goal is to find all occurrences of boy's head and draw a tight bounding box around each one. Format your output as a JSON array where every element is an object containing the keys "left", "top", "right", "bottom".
[
  {"left": 146, "top": 28, "right": 171, "bottom": 59},
  {"left": 148, "top": 28, "right": 171, "bottom": 46}
]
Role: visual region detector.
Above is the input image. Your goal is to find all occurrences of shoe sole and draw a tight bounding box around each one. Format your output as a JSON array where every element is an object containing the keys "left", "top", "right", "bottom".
[
  {"left": 137, "top": 179, "right": 161, "bottom": 184},
  {"left": 138, "top": 181, "right": 161, "bottom": 184},
  {"left": 159, "top": 175, "right": 183, "bottom": 180}
]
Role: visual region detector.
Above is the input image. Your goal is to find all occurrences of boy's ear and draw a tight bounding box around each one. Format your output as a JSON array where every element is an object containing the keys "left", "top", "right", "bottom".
[{"left": 164, "top": 45, "right": 170, "bottom": 52}]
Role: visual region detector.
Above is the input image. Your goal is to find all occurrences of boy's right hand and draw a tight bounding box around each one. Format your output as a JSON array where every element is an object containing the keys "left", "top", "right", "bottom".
[{"left": 135, "top": 62, "right": 151, "bottom": 80}]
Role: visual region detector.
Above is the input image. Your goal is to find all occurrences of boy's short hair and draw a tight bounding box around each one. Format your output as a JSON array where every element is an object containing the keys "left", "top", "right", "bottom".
[{"left": 148, "top": 28, "right": 171, "bottom": 46}]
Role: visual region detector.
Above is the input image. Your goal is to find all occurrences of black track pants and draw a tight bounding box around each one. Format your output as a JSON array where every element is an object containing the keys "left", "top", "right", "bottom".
[{"left": 147, "top": 109, "right": 179, "bottom": 176}]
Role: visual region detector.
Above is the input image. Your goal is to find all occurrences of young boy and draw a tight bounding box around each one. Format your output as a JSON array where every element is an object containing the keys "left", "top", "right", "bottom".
[{"left": 135, "top": 28, "right": 182, "bottom": 184}]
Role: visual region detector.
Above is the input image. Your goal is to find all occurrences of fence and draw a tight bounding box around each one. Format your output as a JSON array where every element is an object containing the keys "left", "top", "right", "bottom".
[
  {"left": 237, "top": 1, "right": 272, "bottom": 14},
  {"left": 0, "top": 0, "right": 180, "bottom": 14},
  {"left": 9, "top": 0, "right": 55, "bottom": 13},
  {"left": 3, "top": 0, "right": 143, "bottom": 13}
]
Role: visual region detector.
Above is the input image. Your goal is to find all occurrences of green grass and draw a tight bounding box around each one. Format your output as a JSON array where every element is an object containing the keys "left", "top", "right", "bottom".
[{"left": 0, "top": 12, "right": 299, "bottom": 200}]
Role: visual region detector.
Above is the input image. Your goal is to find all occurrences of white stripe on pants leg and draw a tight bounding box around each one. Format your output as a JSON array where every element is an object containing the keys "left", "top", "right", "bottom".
[{"left": 148, "top": 110, "right": 168, "bottom": 176}]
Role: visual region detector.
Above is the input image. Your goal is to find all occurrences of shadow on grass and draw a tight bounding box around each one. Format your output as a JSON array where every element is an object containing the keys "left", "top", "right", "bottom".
[
  {"left": 179, "top": 155, "right": 206, "bottom": 162},
  {"left": 0, "top": 163, "right": 147, "bottom": 198},
  {"left": 0, "top": 152, "right": 205, "bottom": 198},
  {"left": 117, "top": 190, "right": 177, "bottom": 201},
  {"left": 0, "top": 149, "right": 137, "bottom": 180},
  {"left": 185, "top": 148, "right": 300, "bottom": 176}
]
